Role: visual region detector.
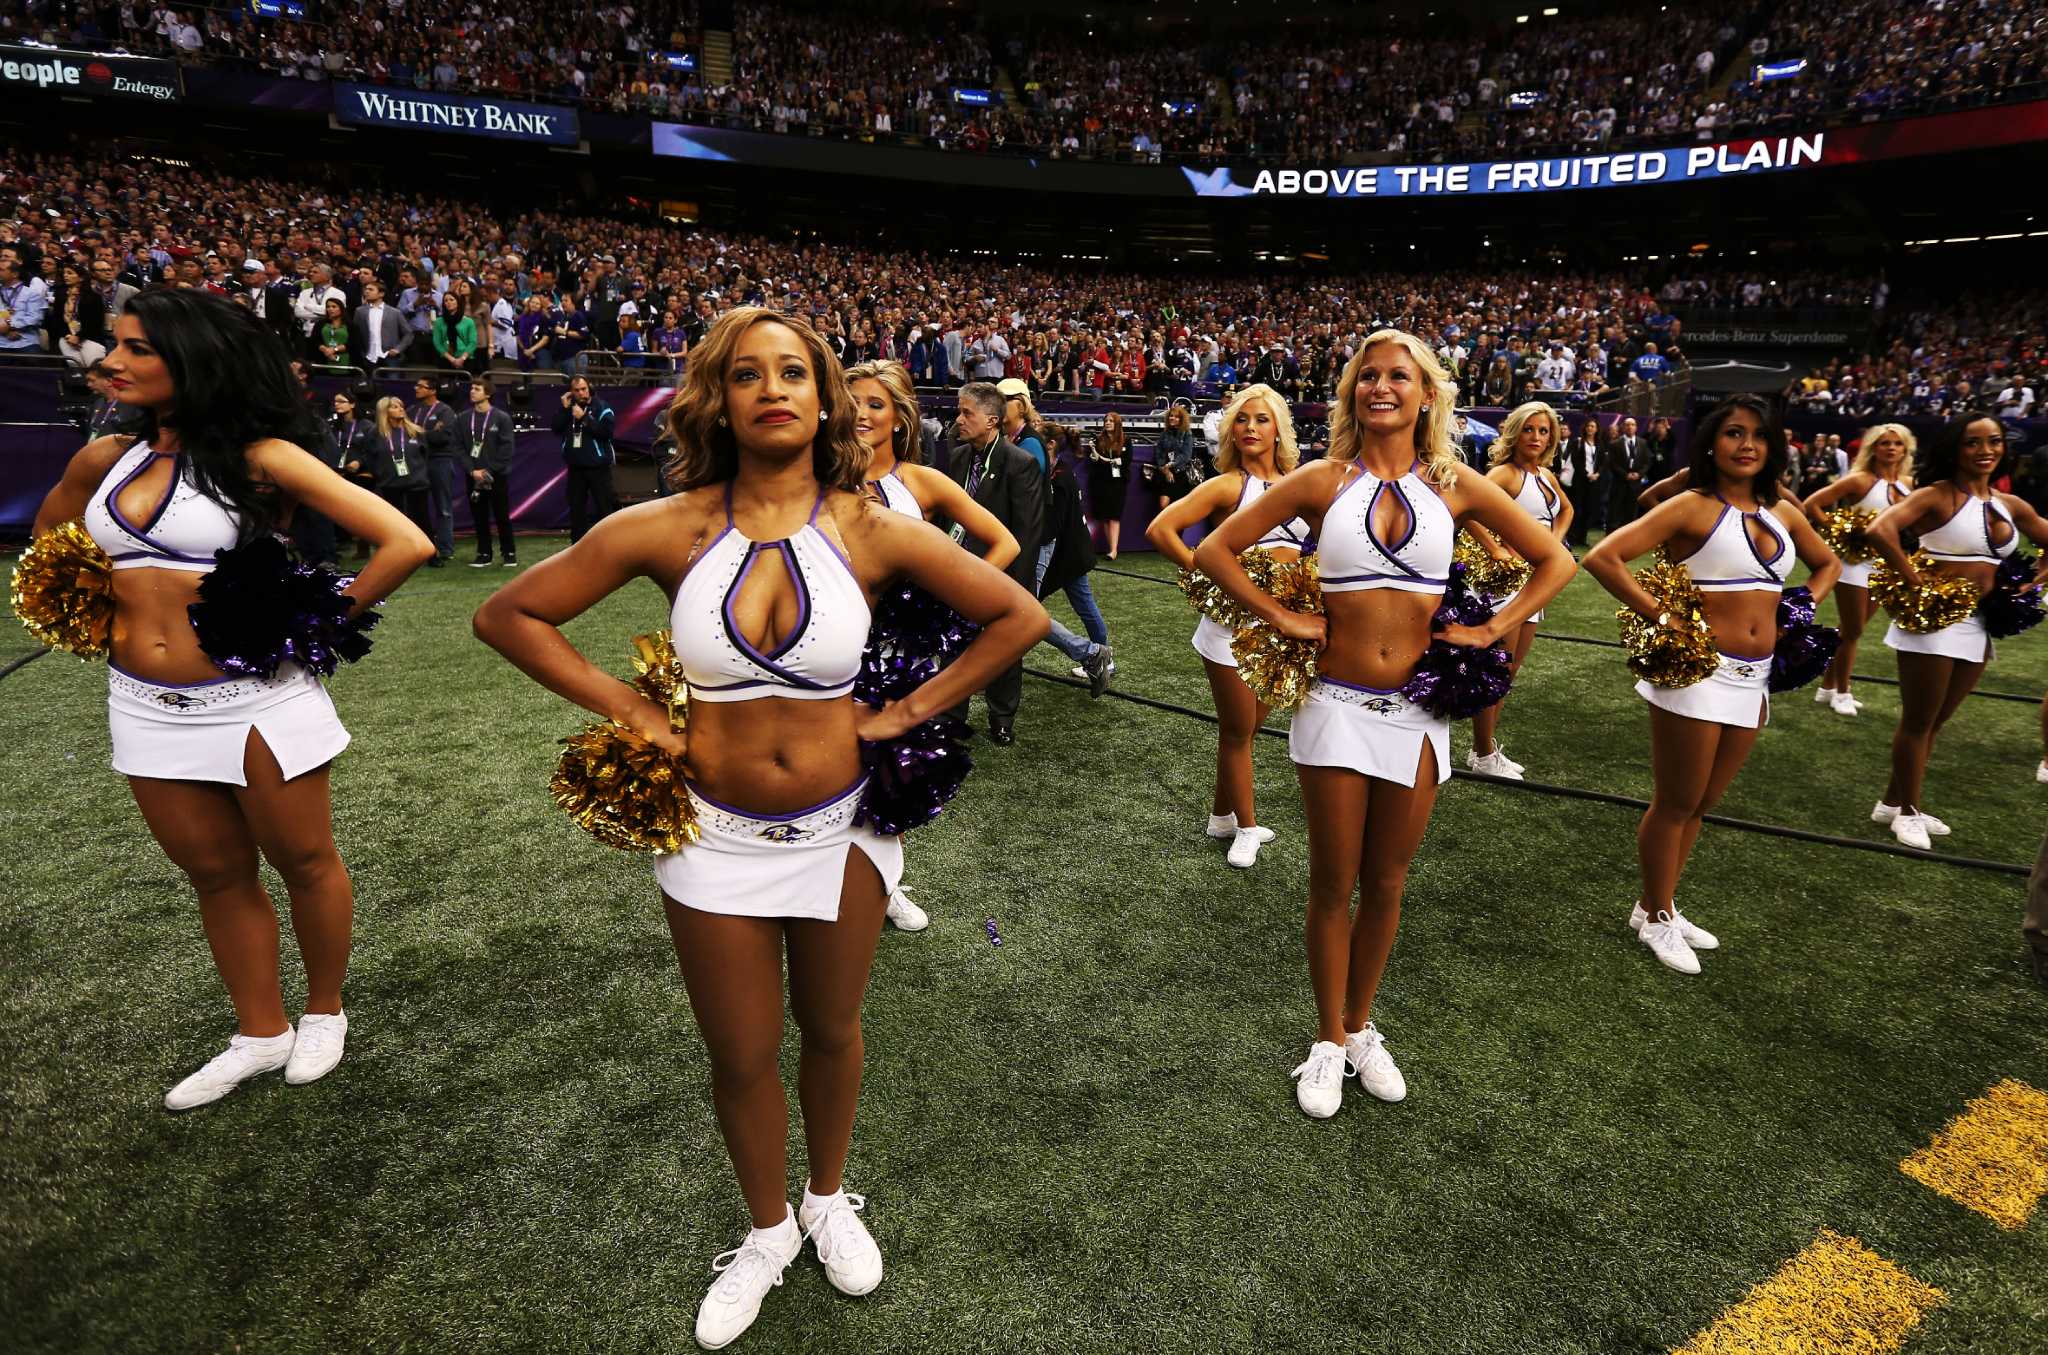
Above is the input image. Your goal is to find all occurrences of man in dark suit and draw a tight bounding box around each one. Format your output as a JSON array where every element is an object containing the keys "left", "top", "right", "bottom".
[
  {"left": 410, "top": 376, "right": 461, "bottom": 563},
  {"left": 351, "top": 281, "right": 412, "bottom": 371},
  {"left": 942, "top": 380, "right": 1044, "bottom": 744},
  {"left": 462, "top": 376, "right": 519, "bottom": 567},
  {"left": 1602, "top": 416, "right": 1653, "bottom": 529}
]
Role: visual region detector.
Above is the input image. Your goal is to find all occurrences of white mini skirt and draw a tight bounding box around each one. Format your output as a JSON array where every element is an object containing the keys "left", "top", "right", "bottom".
[
  {"left": 1192, "top": 615, "right": 1238, "bottom": 668},
  {"left": 1884, "top": 615, "right": 1991, "bottom": 664},
  {"left": 1635, "top": 650, "right": 1771, "bottom": 729},
  {"left": 1487, "top": 584, "right": 1545, "bottom": 626},
  {"left": 1837, "top": 560, "right": 1874, "bottom": 590},
  {"left": 1288, "top": 677, "right": 1451, "bottom": 788},
  {"left": 108, "top": 662, "right": 350, "bottom": 786},
  {"left": 655, "top": 776, "right": 904, "bottom": 922}
]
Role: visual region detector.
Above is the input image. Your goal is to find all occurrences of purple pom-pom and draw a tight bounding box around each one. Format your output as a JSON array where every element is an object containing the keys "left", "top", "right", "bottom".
[
  {"left": 1434, "top": 560, "right": 1495, "bottom": 630},
  {"left": 1768, "top": 623, "right": 1840, "bottom": 693},
  {"left": 187, "top": 536, "right": 379, "bottom": 679},
  {"left": 1980, "top": 552, "right": 2045, "bottom": 639},
  {"left": 1402, "top": 640, "right": 1514, "bottom": 719},
  {"left": 853, "top": 583, "right": 981, "bottom": 835},
  {"left": 1777, "top": 585, "right": 1818, "bottom": 631}
]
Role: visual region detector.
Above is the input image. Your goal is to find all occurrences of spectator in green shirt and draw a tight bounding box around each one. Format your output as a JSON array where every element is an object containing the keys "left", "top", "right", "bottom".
[{"left": 431, "top": 291, "right": 478, "bottom": 372}]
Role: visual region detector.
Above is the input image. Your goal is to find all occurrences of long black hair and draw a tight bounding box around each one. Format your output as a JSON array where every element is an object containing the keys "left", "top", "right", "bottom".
[
  {"left": 125, "top": 289, "right": 328, "bottom": 541},
  {"left": 1682, "top": 393, "right": 1789, "bottom": 505},
  {"left": 1917, "top": 409, "right": 2009, "bottom": 485}
]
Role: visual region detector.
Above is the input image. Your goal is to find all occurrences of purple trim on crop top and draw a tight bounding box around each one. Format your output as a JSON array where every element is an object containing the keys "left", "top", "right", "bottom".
[
  {"left": 706, "top": 484, "right": 858, "bottom": 692},
  {"left": 687, "top": 773, "right": 867, "bottom": 823},
  {"left": 1317, "top": 675, "right": 1404, "bottom": 696},
  {"left": 103, "top": 450, "right": 216, "bottom": 565},
  {"left": 1684, "top": 501, "right": 1787, "bottom": 586}
]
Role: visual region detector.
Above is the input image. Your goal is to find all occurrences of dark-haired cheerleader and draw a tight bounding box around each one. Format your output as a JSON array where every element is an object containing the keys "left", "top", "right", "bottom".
[
  {"left": 31, "top": 291, "right": 433, "bottom": 1109},
  {"left": 1865, "top": 412, "right": 2048, "bottom": 850},
  {"left": 1583, "top": 395, "right": 1838, "bottom": 974}
]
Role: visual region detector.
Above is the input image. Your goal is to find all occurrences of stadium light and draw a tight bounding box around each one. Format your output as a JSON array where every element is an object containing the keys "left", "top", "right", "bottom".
[
  {"left": 1543, "top": 6, "right": 1558, "bottom": 12},
  {"left": 1516, "top": 14, "right": 1528, "bottom": 21}
]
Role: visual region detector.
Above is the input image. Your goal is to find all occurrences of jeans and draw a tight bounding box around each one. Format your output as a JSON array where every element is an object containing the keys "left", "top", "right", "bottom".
[
  {"left": 426, "top": 457, "right": 462, "bottom": 557},
  {"left": 1034, "top": 543, "right": 1109, "bottom": 663}
]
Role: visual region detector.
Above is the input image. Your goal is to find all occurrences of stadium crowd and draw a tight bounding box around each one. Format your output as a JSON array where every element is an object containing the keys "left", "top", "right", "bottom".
[
  {"left": 8, "top": 0, "right": 2047, "bottom": 164},
  {"left": 0, "top": 147, "right": 2035, "bottom": 426}
]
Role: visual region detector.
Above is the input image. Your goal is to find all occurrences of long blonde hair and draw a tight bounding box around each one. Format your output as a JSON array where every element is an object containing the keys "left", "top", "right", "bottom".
[
  {"left": 845, "top": 358, "right": 924, "bottom": 466},
  {"left": 1327, "top": 329, "right": 1461, "bottom": 490},
  {"left": 1487, "top": 400, "right": 1560, "bottom": 469},
  {"left": 1213, "top": 382, "right": 1300, "bottom": 475},
  {"left": 374, "top": 397, "right": 422, "bottom": 439},
  {"left": 663, "top": 306, "right": 870, "bottom": 493},
  {"left": 1853, "top": 422, "right": 1918, "bottom": 481}
]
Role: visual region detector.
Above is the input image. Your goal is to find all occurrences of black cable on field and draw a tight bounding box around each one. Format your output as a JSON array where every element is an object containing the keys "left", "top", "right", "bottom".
[
  {"left": 1021, "top": 664, "right": 2032, "bottom": 878},
  {"left": 1090, "top": 565, "right": 2045, "bottom": 707},
  {"left": 0, "top": 647, "right": 51, "bottom": 681}
]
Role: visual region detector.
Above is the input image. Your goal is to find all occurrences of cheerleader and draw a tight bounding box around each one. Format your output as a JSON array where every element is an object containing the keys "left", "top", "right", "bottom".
[
  {"left": 30, "top": 291, "right": 433, "bottom": 1109},
  {"left": 1146, "top": 383, "right": 1308, "bottom": 869},
  {"left": 1801, "top": 423, "right": 1915, "bottom": 715},
  {"left": 1865, "top": 412, "right": 2048, "bottom": 850},
  {"left": 1583, "top": 395, "right": 1840, "bottom": 973},
  {"left": 475, "top": 308, "right": 1043, "bottom": 1350},
  {"left": 1462, "top": 401, "right": 1573, "bottom": 780},
  {"left": 1195, "top": 337, "right": 1573, "bottom": 1117},
  {"left": 845, "top": 358, "right": 1020, "bottom": 932}
]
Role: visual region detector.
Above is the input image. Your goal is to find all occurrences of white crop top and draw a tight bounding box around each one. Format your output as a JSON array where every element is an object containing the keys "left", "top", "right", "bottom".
[
  {"left": 868, "top": 470, "right": 921, "bottom": 519},
  {"left": 1235, "top": 473, "right": 1311, "bottom": 552},
  {"left": 1920, "top": 490, "right": 2017, "bottom": 565},
  {"left": 1851, "top": 475, "right": 1907, "bottom": 515},
  {"left": 82, "top": 441, "right": 240, "bottom": 572},
  {"left": 1680, "top": 495, "right": 1793, "bottom": 593},
  {"left": 670, "top": 486, "right": 870, "bottom": 702},
  {"left": 1319, "top": 460, "right": 1454, "bottom": 595},
  {"left": 1510, "top": 466, "right": 1562, "bottom": 528}
]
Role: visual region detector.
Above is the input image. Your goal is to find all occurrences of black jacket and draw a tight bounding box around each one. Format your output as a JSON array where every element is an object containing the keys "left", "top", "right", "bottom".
[
  {"left": 324, "top": 416, "right": 377, "bottom": 475},
  {"left": 1037, "top": 456, "right": 1097, "bottom": 599},
  {"left": 411, "top": 400, "right": 459, "bottom": 459},
  {"left": 374, "top": 425, "right": 429, "bottom": 491},
  {"left": 943, "top": 433, "right": 1044, "bottom": 590},
  {"left": 554, "top": 399, "right": 616, "bottom": 467},
  {"left": 462, "top": 405, "right": 517, "bottom": 477}
]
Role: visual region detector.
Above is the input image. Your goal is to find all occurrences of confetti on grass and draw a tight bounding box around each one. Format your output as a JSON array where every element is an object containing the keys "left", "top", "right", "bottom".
[
  {"left": 1899, "top": 1078, "right": 2048, "bottom": 1230},
  {"left": 1672, "top": 1230, "right": 1943, "bottom": 1355},
  {"left": 985, "top": 918, "right": 1002, "bottom": 948}
]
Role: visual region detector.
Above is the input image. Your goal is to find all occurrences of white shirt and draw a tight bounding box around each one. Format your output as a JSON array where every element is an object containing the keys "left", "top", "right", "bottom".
[
  {"left": 491, "top": 297, "right": 518, "bottom": 359},
  {"left": 365, "top": 303, "right": 388, "bottom": 362},
  {"left": 1997, "top": 385, "right": 2035, "bottom": 418}
]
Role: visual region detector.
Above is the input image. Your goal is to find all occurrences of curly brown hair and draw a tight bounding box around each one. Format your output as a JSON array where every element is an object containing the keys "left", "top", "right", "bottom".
[{"left": 663, "top": 306, "right": 871, "bottom": 492}]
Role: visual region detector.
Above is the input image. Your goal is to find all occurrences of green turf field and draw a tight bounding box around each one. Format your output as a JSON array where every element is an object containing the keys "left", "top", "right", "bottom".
[{"left": 4, "top": 535, "right": 2045, "bottom": 1354}]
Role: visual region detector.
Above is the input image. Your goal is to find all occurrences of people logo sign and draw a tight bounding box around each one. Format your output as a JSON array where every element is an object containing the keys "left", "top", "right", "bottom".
[
  {"left": 0, "top": 43, "right": 182, "bottom": 101},
  {"left": 333, "top": 83, "right": 581, "bottom": 146}
]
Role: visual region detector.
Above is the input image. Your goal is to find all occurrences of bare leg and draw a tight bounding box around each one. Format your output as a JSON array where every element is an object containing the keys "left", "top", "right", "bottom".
[
  {"left": 665, "top": 900, "right": 791, "bottom": 1229},
  {"left": 783, "top": 849, "right": 889, "bottom": 1197},
  {"left": 1824, "top": 584, "right": 1869, "bottom": 693},
  {"left": 1886, "top": 651, "right": 1960, "bottom": 811},
  {"left": 1670, "top": 718, "right": 1762, "bottom": 887},
  {"left": 1341, "top": 742, "right": 1441, "bottom": 1031},
  {"left": 1638, "top": 707, "right": 1722, "bottom": 913},
  {"left": 1470, "top": 619, "right": 1538, "bottom": 757},
  {"left": 1205, "top": 659, "right": 1268, "bottom": 826},
  {"left": 1298, "top": 764, "right": 1368, "bottom": 1046},
  {"left": 1105, "top": 519, "right": 1121, "bottom": 558},
  {"left": 127, "top": 776, "right": 286, "bottom": 1037},
  {"left": 232, "top": 732, "right": 351, "bottom": 1015},
  {"left": 1917, "top": 657, "right": 1987, "bottom": 812}
]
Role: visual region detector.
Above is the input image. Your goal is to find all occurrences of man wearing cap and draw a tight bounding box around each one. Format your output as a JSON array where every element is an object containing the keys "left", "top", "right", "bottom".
[
  {"left": 1534, "top": 343, "right": 1574, "bottom": 393},
  {"left": 240, "top": 259, "right": 296, "bottom": 351}
]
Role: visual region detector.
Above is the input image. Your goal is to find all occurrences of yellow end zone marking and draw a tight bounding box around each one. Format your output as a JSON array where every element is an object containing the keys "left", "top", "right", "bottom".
[
  {"left": 1673, "top": 1230, "right": 1944, "bottom": 1355},
  {"left": 1900, "top": 1078, "right": 2048, "bottom": 1230}
]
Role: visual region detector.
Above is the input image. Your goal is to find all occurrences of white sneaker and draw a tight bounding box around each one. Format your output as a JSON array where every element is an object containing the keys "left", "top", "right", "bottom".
[
  {"left": 1831, "top": 692, "right": 1861, "bottom": 716},
  {"left": 1871, "top": 801, "right": 1903, "bottom": 825},
  {"left": 1070, "top": 661, "right": 1117, "bottom": 680},
  {"left": 1914, "top": 811, "right": 1950, "bottom": 836},
  {"left": 799, "top": 1190, "right": 884, "bottom": 1297},
  {"left": 1636, "top": 909, "right": 1701, "bottom": 974},
  {"left": 2037, "top": 761, "right": 2048, "bottom": 784},
  {"left": 284, "top": 1010, "right": 347, "bottom": 1085},
  {"left": 1343, "top": 1023, "right": 1408, "bottom": 1102},
  {"left": 695, "top": 1211, "right": 802, "bottom": 1350},
  {"left": 1815, "top": 686, "right": 1836, "bottom": 704},
  {"left": 1892, "top": 814, "right": 1932, "bottom": 850},
  {"left": 1226, "top": 825, "right": 1274, "bottom": 868},
  {"left": 884, "top": 884, "right": 929, "bottom": 932},
  {"left": 1629, "top": 901, "right": 1719, "bottom": 951},
  {"left": 1291, "top": 1040, "right": 1347, "bottom": 1119},
  {"left": 1467, "top": 747, "right": 1524, "bottom": 780},
  {"left": 163, "top": 1029, "right": 295, "bottom": 1111},
  {"left": 1206, "top": 811, "right": 1237, "bottom": 840}
]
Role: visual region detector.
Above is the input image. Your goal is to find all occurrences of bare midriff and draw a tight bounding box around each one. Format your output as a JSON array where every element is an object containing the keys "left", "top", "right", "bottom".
[
  {"left": 1318, "top": 589, "right": 1438, "bottom": 691},
  {"left": 685, "top": 697, "right": 864, "bottom": 814},
  {"left": 109, "top": 569, "right": 224, "bottom": 684},
  {"left": 1699, "top": 590, "right": 1782, "bottom": 660}
]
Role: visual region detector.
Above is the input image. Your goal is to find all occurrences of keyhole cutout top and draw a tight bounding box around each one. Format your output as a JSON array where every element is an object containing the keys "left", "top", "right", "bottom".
[
  {"left": 1368, "top": 479, "right": 1417, "bottom": 557},
  {"left": 1741, "top": 509, "right": 1785, "bottom": 566},
  {"left": 1987, "top": 502, "right": 2016, "bottom": 552},
  {"left": 113, "top": 453, "right": 179, "bottom": 536},
  {"left": 725, "top": 541, "right": 809, "bottom": 661}
]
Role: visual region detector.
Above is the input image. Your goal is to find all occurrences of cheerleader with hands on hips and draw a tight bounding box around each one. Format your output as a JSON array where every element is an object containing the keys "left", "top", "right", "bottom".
[
  {"left": 845, "top": 357, "right": 1020, "bottom": 933},
  {"left": 1863, "top": 411, "right": 2048, "bottom": 850},
  {"left": 32, "top": 292, "right": 434, "bottom": 1110},
  {"left": 1460, "top": 400, "right": 1574, "bottom": 780},
  {"left": 1194, "top": 334, "right": 1574, "bottom": 1120},
  {"left": 473, "top": 307, "right": 1045, "bottom": 1352},
  {"left": 1146, "top": 382, "right": 1309, "bottom": 869},
  {"left": 1582, "top": 395, "right": 1840, "bottom": 974},
  {"left": 1800, "top": 423, "right": 1916, "bottom": 716}
]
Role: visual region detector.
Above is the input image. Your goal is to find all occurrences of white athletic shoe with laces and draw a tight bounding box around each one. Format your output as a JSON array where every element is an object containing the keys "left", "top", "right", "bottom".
[
  {"left": 1226, "top": 825, "right": 1274, "bottom": 868},
  {"left": 1636, "top": 909, "right": 1701, "bottom": 974},
  {"left": 1206, "top": 812, "right": 1237, "bottom": 839},
  {"left": 163, "top": 1029, "right": 295, "bottom": 1111},
  {"left": 1815, "top": 686, "right": 1836, "bottom": 704},
  {"left": 1343, "top": 1023, "right": 1408, "bottom": 1102},
  {"left": 799, "top": 1190, "right": 884, "bottom": 1296},
  {"left": 1913, "top": 811, "right": 1950, "bottom": 836},
  {"left": 1467, "top": 747, "right": 1524, "bottom": 780},
  {"left": 2038, "top": 760, "right": 2048, "bottom": 785},
  {"left": 884, "top": 885, "right": 929, "bottom": 932},
  {"left": 1629, "top": 901, "right": 1719, "bottom": 951},
  {"left": 284, "top": 1009, "right": 348, "bottom": 1085},
  {"left": 1891, "top": 814, "right": 1933, "bottom": 850},
  {"left": 1291, "top": 1040, "right": 1347, "bottom": 1119},
  {"left": 1831, "top": 691, "right": 1862, "bottom": 716},
  {"left": 695, "top": 1211, "right": 802, "bottom": 1350}
]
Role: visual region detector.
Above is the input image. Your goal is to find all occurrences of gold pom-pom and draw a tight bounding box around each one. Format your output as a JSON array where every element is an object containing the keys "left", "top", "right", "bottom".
[
  {"left": 1817, "top": 505, "right": 1879, "bottom": 564},
  {"left": 10, "top": 519, "right": 114, "bottom": 658},
  {"left": 551, "top": 629, "right": 698, "bottom": 853},
  {"left": 1229, "top": 554, "right": 1325, "bottom": 711},
  {"left": 1617, "top": 553, "right": 1721, "bottom": 689},
  {"left": 1176, "top": 545, "right": 1285, "bottom": 628},
  {"left": 1453, "top": 530, "right": 1535, "bottom": 598},
  {"left": 1870, "top": 552, "right": 1981, "bottom": 634}
]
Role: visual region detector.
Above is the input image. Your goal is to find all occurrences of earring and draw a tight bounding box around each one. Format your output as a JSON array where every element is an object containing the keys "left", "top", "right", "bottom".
[
  {"left": 1421, "top": 406, "right": 1432, "bottom": 413},
  {"left": 819, "top": 410, "right": 828, "bottom": 423},
  {"left": 716, "top": 415, "right": 727, "bottom": 427}
]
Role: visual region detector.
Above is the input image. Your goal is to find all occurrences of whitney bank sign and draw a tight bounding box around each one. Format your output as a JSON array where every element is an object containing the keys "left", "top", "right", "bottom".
[{"left": 333, "top": 83, "right": 580, "bottom": 145}]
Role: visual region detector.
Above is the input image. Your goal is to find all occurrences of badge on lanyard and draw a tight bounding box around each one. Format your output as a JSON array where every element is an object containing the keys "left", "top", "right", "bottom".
[
  {"left": 391, "top": 434, "right": 409, "bottom": 478},
  {"left": 571, "top": 431, "right": 585, "bottom": 451}
]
